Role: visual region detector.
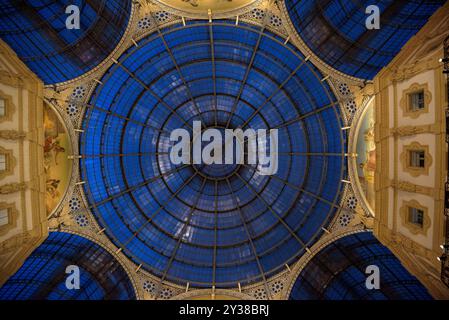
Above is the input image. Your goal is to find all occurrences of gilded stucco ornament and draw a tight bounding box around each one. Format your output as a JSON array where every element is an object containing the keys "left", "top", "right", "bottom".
[
  {"left": 0, "top": 130, "right": 26, "bottom": 140},
  {"left": 0, "top": 182, "right": 27, "bottom": 194}
]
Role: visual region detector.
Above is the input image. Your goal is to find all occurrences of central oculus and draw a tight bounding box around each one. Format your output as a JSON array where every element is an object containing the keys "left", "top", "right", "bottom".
[{"left": 170, "top": 121, "right": 279, "bottom": 175}]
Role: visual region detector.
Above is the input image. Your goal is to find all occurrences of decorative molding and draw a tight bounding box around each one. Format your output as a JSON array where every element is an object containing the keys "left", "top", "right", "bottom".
[
  {"left": 390, "top": 53, "right": 442, "bottom": 83},
  {"left": 0, "top": 37, "right": 48, "bottom": 289},
  {"left": 0, "top": 130, "right": 26, "bottom": 140},
  {"left": 385, "top": 3, "right": 449, "bottom": 82},
  {"left": 372, "top": 0, "right": 449, "bottom": 299},
  {"left": 0, "top": 182, "right": 27, "bottom": 194},
  {"left": 391, "top": 124, "right": 440, "bottom": 137},
  {"left": 400, "top": 142, "right": 433, "bottom": 177},
  {"left": 399, "top": 83, "right": 431, "bottom": 119},
  {"left": 391, "top": 180, "right": 437, "bottom": 198}
]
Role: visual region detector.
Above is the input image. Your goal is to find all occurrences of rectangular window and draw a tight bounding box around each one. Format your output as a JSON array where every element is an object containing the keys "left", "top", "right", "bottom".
[
  {"left": 0, "top": 154, "right": 6, "bottom": 171},
  {"left": 409, "top": 91, "right": 425, "bottom": 111},
  {"left": 409, "top": 150, "right": 425, "bottom": 168},
  {"left": 0, "top": 98, "right": 5, "bottom": 117},
  {"left": 408, "top": 207, "right": 424, "bottom": 227},
  {"left": 0, "top": 208, "right": 8, "bottom": 227}
]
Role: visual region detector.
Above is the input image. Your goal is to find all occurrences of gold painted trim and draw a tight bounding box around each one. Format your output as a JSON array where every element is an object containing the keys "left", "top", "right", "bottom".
[
  {"left": 391, "top": 124, "right": 439, "bottom": 136},
  {"left": 399, "top": 83, "right": 431, "bottom": 119},
  {"left": 0, "top": 38, "right": 48, "bottom": 287},
  {"left": 400, "top": 142, "right": 433, "bottom": 177},
  {"left": 372, "top": 1, "right": 449, "bottom": 298},
  {"left": 399, "top": 199, "right": 431, "bottom": 236},
  {"left": 391, "top": 180, "right": 437, "bottom": 199}
]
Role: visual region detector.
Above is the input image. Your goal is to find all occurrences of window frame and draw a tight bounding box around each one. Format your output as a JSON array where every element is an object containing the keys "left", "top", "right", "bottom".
[
  {"left": 400, "top": 83, "right": 431, "bottom": 119},
  {"left": 400, "top": 142, "right": 432, "bottom": 177},
  {"left": 0, "top": 147, "right": 15, "bottom": 180},
  {"left": 408, "top": 90, "right": 425, "bottom": 112},
  {"left": 409, "top": 150, "right": 426, "bottom": 168},
  {"left": 0, "top": 91, "right": 15, "bottom": 123},
  {"left": 0, "top": 208, "right": 9, "bottom": 227},
  {"left": 408, "top": 207, "right": 424, "bottom": 227},
  {"left": 0, "top": 203, "right": 17, "bottom": 235},
  {"left": 400, "top": 200, "right": 430, "bottom": 236}
]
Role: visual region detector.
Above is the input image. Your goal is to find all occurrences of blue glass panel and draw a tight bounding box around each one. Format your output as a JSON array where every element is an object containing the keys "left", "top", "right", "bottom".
[
  {"left": 0, "top": 232, "right": 135, "bottom": 300},
  {"left": 0, "top": 0, "right": 131, "bottom": 84},
  {"left": 289, "top": 232, "right": 432, "bottom": 300},
  {"left": 286, "top": 0, "right": 445, "bottom": 79}
]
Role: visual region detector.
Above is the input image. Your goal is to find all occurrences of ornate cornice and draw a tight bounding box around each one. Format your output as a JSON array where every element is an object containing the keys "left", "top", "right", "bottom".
[
  {"left": 391, "top": 180, "right": 440, "bottom": 199},
  {"left": 391, "top": 124, "right": 440, "bottom": 137},
  {"left": 0, "top": 130, "right": 26, "bottom": 140}
]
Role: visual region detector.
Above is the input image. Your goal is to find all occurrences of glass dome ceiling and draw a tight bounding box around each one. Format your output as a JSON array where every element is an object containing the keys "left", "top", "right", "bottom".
[
  {"left": 0, "top": 232, "right": 135, "bottom": 300},
  {"left": 0, "top": 0, "right": 131, "bottom": 84},
  {"left": 79, "top": 20, "right": 347, "bottom": 288},
  {"left": 289, "top": 232, "right": 432, "bottom": 300},
  {"left": 285, "top": 0, "right": 445, "bottom": 80}
]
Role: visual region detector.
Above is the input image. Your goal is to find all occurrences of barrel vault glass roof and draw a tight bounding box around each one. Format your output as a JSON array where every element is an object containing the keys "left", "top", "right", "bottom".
[
  {"left": 289, "top": 232, "right": 432, "bottom": 300},
  {"left": 0, "top": 232, "right": 135, "bottom": 300},
  {"left": 0, "top": 0, "right": 131, "bottom": 84},
  {"left": 285, "top": 0, "right": 445, "bottom": 80},
  {"left": 79, "top": 20, "right": 347, "bottom": 288}
]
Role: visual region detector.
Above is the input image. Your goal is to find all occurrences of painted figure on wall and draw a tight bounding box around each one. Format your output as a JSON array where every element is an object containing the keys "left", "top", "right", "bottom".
[
  {"left": 182, "top": 0, "right": 233, "bottom": 7},
  {"left": 356, "top": 105, "right": 376, "bottom": 211},
  {"left": 43, "top": 105, "right": 71, "bottom": 214}
]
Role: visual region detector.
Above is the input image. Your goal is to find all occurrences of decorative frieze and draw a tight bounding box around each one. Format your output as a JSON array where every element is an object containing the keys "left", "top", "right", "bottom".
[{"left": 0, "top": 182, "right": 27, "bottom": 194}]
